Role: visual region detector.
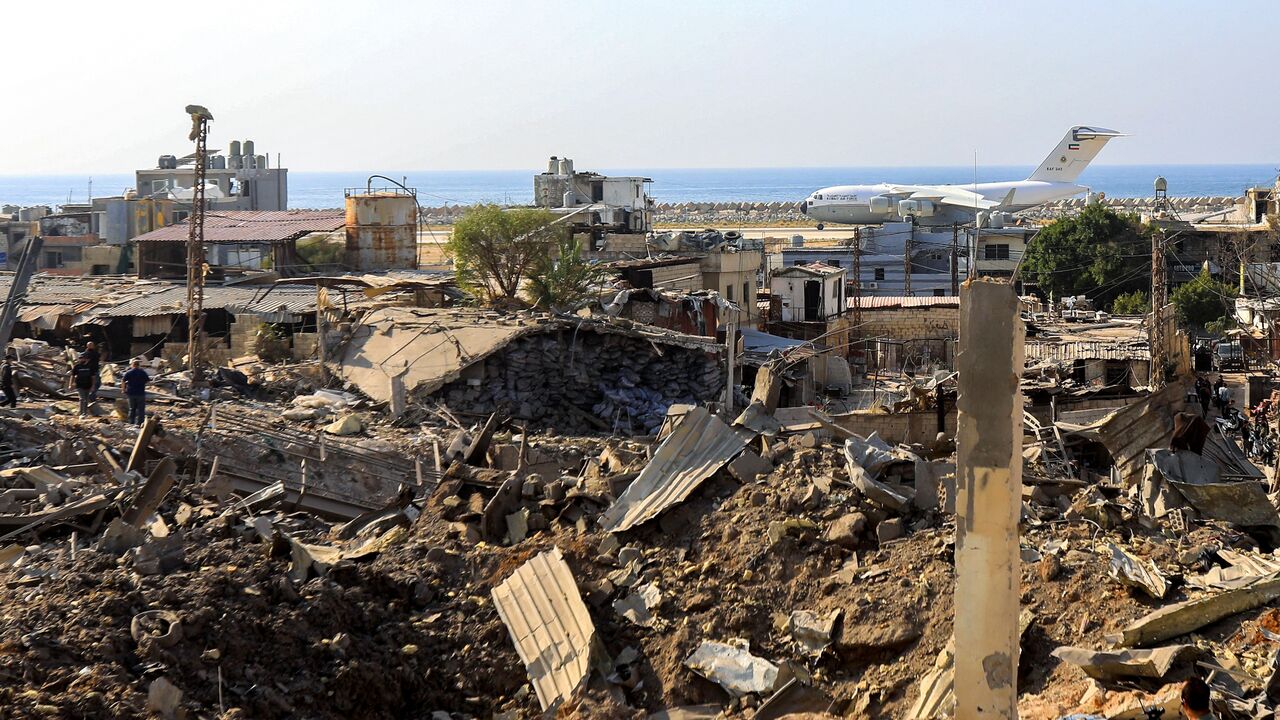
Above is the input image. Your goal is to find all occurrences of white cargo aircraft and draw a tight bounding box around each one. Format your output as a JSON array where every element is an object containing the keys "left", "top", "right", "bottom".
[{"left": 800, "top": 125, "right": 1125, "bottom": 228}]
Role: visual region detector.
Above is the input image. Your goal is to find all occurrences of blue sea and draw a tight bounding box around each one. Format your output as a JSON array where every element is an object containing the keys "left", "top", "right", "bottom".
[{"left": 2, "top": 164, "right": 1276, "bottom": 210}]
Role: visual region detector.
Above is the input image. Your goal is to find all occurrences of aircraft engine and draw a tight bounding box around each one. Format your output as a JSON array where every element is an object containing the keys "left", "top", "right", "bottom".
[
  {"left": 897, "top": 199, "right": 935, "bottom": 217},
  {"left": 868, "top": 195, "right": 892, "bottom": 214}
]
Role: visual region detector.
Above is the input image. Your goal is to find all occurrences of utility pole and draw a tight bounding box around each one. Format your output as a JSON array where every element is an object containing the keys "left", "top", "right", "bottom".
[
  {"left": 904, "top": 221, "right": 913, "bottom": 296},
  {"left": 1150, "top": 226, "right": 1168, "bottom": 388},
  {"left": 723, "top": 308, "right": 737, "bottom": 417},
  {"left": 185, "top": 105, "right": 213, "bottom": 379},
  {"left": 951, "top": 223, "right": 960, "bottom": 296},
  {"left": 851, "top": 227, "right": 863, "bottom": 329}
]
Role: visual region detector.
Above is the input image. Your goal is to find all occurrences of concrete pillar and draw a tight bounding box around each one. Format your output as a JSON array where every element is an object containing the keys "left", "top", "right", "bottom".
[{"left": 954, "top": 279, "right": 1023, "bottom": 720}]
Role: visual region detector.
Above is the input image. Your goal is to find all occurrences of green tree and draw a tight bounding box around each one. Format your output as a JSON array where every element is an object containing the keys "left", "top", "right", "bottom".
[
  {"left": 1021, "top": 204, "right": 1152, "bottom": 310},
  {"left": 296, "top": 233, "right": 345, "bottom": 268},
  {"left": 445, "top": 205, "right": 564, "bottom": 302},
  {"left": 1111, "top": 290, "right": 1149, "bottom": 315},
  {"left": 1171, "top": 268, "right": 1236, "bottom": 329},
  {"left": 525, "top": 234, "right": 606, "bottom": 311}
]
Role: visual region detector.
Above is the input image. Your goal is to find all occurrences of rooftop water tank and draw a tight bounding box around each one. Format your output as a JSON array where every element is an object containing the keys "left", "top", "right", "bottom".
[
  {"left": 229, "top": 140, "right": 241, "bottom": 157},
  {"left": 1154, "top": 176, "right": 1168, "bottom": 193},
  {"left": 558, "top": 158, "right": 573, "bottom": 175},
  {"left": 210, "top": 155, "right": 226, "bottom": 170},
  {"left": 158, "top": 155, "right": 177, "bottom": 169},
  {"left": 548, "top": 156, "right": 559, "bottom": 174},
  {"left": 791, "top": 235, "right": 804, "bottom": 247},
  {"left": 255, "top": 155, "right": 266, "bottom": 170},
  {"left": 345, "top": 192, "right": 418, "bottom": 271},
  {"left": 243, "top": 139, "right": 255, "bottom": 157}
]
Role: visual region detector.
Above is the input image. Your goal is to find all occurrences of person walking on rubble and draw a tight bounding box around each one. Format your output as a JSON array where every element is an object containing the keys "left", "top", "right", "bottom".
[
  {"left": 69, "top": 354, "right": 96, "bottom": 417},
  {"left": 121, "top": 358, "right": 149, "bottom": 426},
  {"left": 1, "top": 353, "right": 17, "bottom": 408},
  {"left": 83, "top": 341, "right": 101, "bottom": 401}
]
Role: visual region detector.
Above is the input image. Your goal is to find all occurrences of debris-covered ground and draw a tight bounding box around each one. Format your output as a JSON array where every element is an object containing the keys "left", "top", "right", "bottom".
[{"left": 1, "top": 344, "right": 1279, "bottom": 719}]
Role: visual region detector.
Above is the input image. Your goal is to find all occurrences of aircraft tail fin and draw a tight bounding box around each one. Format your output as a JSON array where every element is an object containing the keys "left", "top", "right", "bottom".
[{"left": 1027, "top": 126, "right": 1125, "bottom": 183}]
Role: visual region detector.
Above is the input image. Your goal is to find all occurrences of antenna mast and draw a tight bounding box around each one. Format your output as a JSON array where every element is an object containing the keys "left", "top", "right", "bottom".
[{"left": 184, "top": 104, "right": 213, "bottom": 379}]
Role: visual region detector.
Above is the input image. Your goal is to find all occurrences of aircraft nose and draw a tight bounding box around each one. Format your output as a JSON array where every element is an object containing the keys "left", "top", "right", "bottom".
[{"left": 799, "top": 199, "right": 809, "bottom": 215}]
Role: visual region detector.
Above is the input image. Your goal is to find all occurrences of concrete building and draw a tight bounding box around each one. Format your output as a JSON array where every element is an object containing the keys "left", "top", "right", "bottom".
[
  {"left": 770, "top": 263, "right": 846, "bottom": 322},
  {"left": 135, "top": 139, "right": 288, "bottom": 223},
  {"left": 778, "top": 222, "right": 1035, "bottom": 296},
  {"left": 534, "top": 156, "right": 652, "bottom": 237},
  {"left": 606, "top": 250, "right": 764, "bottom": 321}
]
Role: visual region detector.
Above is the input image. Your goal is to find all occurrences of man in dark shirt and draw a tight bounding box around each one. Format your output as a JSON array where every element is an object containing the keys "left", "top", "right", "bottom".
[
  {"left": 0, "top": 354, "right": 16, "bottom": 408},
  {"left": 83, "top": 341, "right": 101, "bottom": 401},
  {"left": 122, "top": 359, "right": 149, "bottom": 426},
  {"left": 69, "top": 355, "right": 96, "bottom": 417}
]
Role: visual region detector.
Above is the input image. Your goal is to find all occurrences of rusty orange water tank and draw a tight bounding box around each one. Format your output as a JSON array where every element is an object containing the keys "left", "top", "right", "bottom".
[{"left": 344, "top": 192, "right": 417, "bottom": 271}]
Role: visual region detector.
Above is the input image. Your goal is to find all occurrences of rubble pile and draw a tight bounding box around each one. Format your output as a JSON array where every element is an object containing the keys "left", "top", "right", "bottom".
[
  {"left": 437, "top": 333, "right": 724, "bottom": 434},
  {"left": 3, "top": 317, "right": 1280, "bottom": 719}
]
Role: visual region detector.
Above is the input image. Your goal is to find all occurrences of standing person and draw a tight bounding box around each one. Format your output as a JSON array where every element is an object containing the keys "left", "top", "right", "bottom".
[
  {"left": 1217, "top": 379, "right": 1232, "bottom": 416},
  {"left": 83, "top": 341, "right": 101, "bottom": 401},
  {"left": 0, "top": 353, "right": 16, "bottom": 408},
  {"left": 69, "top": 354, "right": 96, "bottom": 417},
  {"left": 1196, "top": 375, "right": 1212, "bottom": 417},
  {"left": 1181, "top": 676, "right": 1216, "bottom": 719},
  {"left": 121, "top": 358, "right": 149, "bottom": 426}
]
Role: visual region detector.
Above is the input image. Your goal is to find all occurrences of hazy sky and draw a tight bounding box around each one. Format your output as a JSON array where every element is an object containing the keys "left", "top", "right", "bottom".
[{"left": 4, "top": 0, "right": 1277, "bottom": 173}]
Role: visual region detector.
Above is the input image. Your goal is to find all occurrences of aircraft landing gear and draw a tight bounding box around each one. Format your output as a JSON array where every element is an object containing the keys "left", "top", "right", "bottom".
[{"left": 815, "top": 223, "right": 824, "bottom": 230}]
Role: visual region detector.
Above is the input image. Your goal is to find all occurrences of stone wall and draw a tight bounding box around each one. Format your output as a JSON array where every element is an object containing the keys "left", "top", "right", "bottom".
[
  {"left": 859, "top": 306, "right": 960, "bottom": 342},
  {"left": 831, "top": 409, "right": 957, "bottom": 446},
  {"left": 435, "top": 331, "right": 724, "bottom": 435}
]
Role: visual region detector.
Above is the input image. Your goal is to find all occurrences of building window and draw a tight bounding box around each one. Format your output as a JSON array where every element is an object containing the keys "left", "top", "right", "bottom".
[
  {"left": 933, "top": 289, "right": 945, "bottom": 297},
  {"left": 826, "top": 259, "right": 841, "bottom": 268},
  {"left": 725, "top": 284, "right": 734, "bottom": 301},
  {"left": 44, "top": 251, "right": 64, "bottom": 268},
  {"left": 874, "top": 267, "right": 885, "bottom": 281},
  {"left": 742, "top": 282, "right": 749, "bottom": 304},
  {"left": 984, "top": 244, "right": 1010, "bottom": 260}
]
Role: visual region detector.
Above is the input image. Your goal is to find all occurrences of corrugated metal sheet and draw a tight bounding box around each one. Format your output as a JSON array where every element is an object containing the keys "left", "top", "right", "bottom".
[
  {"left": 848, "top": 296, "right": 960, "bottom": 310},
  {"left": 491, "top": 547, "right": 596, "bottom": 712},
  {"left": 131, "top": 210, "right": 345, "bottom": 245},
  {"left": 95, "top": 285, "right": 318, "bottom": 318},
  {"left": 599, "top": 406, "right": 748, "bottom": 532},
  {"left": 1025, "top": 340, "right": 1150, "bottom": 362},
  {"left": 1094, "top": 381, "right": 1261, "bottom": 485}
]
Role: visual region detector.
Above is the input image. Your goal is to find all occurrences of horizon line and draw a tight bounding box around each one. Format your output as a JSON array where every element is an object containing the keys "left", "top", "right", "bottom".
[{"left": 3, "top": 161, "right": 1278, "bottom": 178}]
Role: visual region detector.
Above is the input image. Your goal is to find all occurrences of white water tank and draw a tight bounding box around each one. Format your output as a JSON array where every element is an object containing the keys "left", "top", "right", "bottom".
[
  {"left": 563, "top": 190, "right": 576, "bottom": 208},
  {"left": 548, "top": 156, "right": 559, "bottom": 174},
  {"left": 558, "top": 158, "right": 573, "bottom": 175}
]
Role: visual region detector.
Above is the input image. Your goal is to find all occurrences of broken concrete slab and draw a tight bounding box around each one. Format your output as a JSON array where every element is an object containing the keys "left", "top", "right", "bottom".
[
  {"left": 1050, "top": 645, "right": 1195, "bottom": 681},
  {"left": 684, "top": 639, "right": 779, "bottom": 697},
  {"left": 844, "top": 432, "right": 894, "bottom": 476},
  {"left": 121, "top": 457, "right": 176, "bottom": 528},
  {"left": 1109, "top": 575, "right": 1280, "bottom": 647},
  {"left": 725, "top": 449, "right": 772, "bottom": 484},
  {"left": 788, "top": 609, "right": 842, "bottom": 656},
  {"left": 1107, "top": 542, "right": 1169, "bottom": 599},
  {"left": 491, "top": 547, "right": 598, "bottom": 712},
  {"left": 613, "top": 582, "right": 660, "bottom": 627},
  {"left": 846, "top": 459, "right": 913, "bottom": 513}
]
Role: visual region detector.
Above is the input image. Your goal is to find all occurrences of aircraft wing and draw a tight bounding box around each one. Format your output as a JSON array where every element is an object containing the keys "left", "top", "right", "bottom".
[{"left": 896, "top": 185, "right": 1014, "bottom": 211}]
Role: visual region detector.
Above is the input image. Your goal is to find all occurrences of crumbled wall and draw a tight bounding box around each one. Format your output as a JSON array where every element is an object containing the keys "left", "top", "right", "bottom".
[{"left": 435, "top": 331, "right": 724, "bottom": 434}]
